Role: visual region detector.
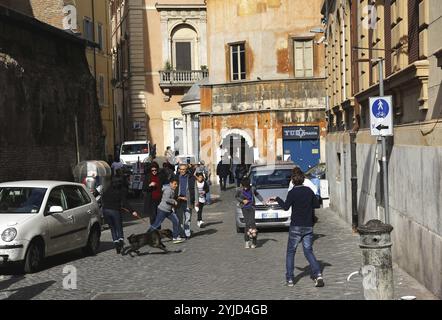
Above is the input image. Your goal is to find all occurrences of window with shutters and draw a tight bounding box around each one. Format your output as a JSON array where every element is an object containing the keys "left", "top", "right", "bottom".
[
  {"left": 83, "top": 17, "right": 94, "bottom": 42},
  {"left": 293, "top": 39, "right": 314, "bottom": 78},
  {"left": 230, "top": 43, "right": 246, "bottom": 81},
  {"left": 97, "top": 23, "right": 104, "bottom": 51}
]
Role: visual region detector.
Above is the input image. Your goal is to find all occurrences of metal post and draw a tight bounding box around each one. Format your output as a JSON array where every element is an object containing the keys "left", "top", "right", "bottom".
[{"left": 378, "top": 59, "right": 390, "bottom": 224}]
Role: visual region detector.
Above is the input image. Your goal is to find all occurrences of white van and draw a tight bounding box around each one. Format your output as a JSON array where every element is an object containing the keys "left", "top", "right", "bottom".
[{"left": 119, "top": 141, "right": 151, "bottom": 165}]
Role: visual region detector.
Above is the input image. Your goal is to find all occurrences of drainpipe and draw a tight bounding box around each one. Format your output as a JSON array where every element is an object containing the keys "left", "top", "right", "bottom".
[
  {"left": 341, "top": 0, "right": 347, "bottom": 102},
  {"left": 92, "top": 0, "right": 97, "bottom": 80}
]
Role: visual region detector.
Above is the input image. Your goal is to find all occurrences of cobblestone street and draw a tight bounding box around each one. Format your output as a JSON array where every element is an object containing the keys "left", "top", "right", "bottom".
[{"left": 0, "top": 186, "right": 438, "bottom": 300}]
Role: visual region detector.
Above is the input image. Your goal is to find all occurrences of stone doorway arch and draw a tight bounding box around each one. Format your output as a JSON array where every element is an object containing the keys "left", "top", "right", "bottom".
[{"left": 220, "top": 129, "right": 254, "bottom": 165}]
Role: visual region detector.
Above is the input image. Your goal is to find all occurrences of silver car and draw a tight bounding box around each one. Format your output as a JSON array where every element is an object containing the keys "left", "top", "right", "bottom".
[{"left": 235, "top": 163, "right": 296, "bottom": 232}]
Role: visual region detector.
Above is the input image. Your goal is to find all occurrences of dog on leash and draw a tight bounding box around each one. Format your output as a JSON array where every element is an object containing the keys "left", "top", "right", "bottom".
[{"left": 121, "top": 229, "right": 180, "bottom": 257}]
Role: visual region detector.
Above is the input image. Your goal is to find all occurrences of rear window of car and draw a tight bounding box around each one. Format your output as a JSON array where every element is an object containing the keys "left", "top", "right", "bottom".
[
  {"left": 121, "top": 144, "right": 149, "bottom": 155},
  {"left": 250, "top": 169, "right": 293, "bottom": 189},
  {"left": 0, "top": 187, "right": 47, "bottom": 214}
]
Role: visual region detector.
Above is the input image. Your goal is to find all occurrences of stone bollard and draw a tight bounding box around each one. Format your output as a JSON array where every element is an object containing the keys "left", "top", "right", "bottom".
[{"left": 357, "top": 219, "right": 394, "bottom": 300}]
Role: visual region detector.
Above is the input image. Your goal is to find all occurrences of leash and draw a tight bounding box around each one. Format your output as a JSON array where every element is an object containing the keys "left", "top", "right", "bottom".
[{"left": 121, "top": 207, "right": 149, "bottom": 224}]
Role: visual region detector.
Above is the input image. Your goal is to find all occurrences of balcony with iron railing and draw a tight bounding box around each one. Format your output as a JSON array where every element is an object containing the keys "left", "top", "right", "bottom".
[{"left": 159, "top": 70, "right": 209, "bottom": 87}]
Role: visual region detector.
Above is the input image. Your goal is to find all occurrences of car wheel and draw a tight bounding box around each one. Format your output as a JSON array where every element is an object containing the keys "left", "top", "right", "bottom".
[
  {"left": 23, "top": 240, "right": 44, "bottom": 274},
  {"left": 83, "top": 225, "right": 101, "bottom": 256}
]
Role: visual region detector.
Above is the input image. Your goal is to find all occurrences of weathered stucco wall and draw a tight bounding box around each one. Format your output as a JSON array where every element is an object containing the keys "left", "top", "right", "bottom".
[
  {"left": 0, "top": 8, "right": 104, "bottom": 181},
  {"left": 206, "top": 0, "right": 325, "bottom": 83},
  {"left": 326, "top": 128, "right": 442, "bottom": 298}
]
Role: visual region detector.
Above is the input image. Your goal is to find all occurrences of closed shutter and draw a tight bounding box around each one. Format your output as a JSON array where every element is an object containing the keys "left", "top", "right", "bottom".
[
  {"left": 294, "top": 40, "right": 313, "bottom": 77},
  {"left": 350, "top": 0, "right": 359, "bottom": 95},
  {"left": 304, "top": 40, "right": 314, "bottom": 77},
  {"left": 176, "top": 42, "right": 192, "bottom": 71},
  {"left": 408, "top": 0, "right": 419, "bottom": 63},
  {"left": 385, "top": 0, "right": 392, "bottom": 76},
  {"left": 294, "top": 41, "right": 304, "bottom": 77}
]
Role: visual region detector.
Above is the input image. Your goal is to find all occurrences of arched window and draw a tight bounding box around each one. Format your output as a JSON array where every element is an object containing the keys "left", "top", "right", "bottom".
[{"left": 171, "top": 24, "right": 198, "bottom": 71}]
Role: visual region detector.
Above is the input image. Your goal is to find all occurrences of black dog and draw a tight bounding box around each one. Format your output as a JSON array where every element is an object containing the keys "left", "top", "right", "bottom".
[{"left": 121, "top": 229, "right": 180, "bottom": 257}]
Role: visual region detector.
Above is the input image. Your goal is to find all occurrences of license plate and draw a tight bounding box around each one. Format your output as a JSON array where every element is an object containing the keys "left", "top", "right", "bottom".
[{"left": 262, "top": 212, "right": 277, "bottom": 219}]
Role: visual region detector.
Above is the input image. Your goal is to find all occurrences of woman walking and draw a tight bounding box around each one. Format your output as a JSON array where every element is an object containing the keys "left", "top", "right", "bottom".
[
  {"left": 102, "top": 171, "right": 140, "bottom": 254},
  {"left": 143, "top": 162, "right": 166, "bottom": 227}
]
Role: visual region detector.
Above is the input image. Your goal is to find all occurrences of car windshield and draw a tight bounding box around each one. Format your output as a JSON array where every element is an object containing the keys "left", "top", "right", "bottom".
[
  {"left": 121, "top": 144, "right": 149, "bottom": 155},
  {"left": 0, "top": 187, "right": 47, "bottom": 214},
  {"left": 250, "top": 169, "right": 292, "bottom": 189}
]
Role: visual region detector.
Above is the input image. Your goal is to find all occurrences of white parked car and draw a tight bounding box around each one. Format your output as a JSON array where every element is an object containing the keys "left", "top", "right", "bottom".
[{"left": 0, "top": 181, "right": 101, "bottom": 273}]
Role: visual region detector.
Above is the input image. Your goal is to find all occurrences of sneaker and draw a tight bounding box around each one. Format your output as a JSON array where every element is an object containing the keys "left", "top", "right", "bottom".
[
  {"left": 286, "top": 280, "right": 294, "bottom": 287},
  {"left": 250, "top": 244, "right": 256, "bottom": 249},
  {"left": 198, "top": 221, "right": 205, "bottom": 228},
  {"left": 314, "top": 276, "right": 325, "bottom": 287},
  {"left": 173, "top": 237, "right": 185, "bottom": 244},
  {"left": 245, "top": 241, "right": 251, "bottom": 249}
]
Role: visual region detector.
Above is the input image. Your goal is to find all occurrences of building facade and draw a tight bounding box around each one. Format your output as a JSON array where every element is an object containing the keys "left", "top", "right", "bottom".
[
  {"left": 110, "top": 0, "right": 208, "bottom": 156},
  {"left": 199, "top": 0, "right": 327, "bottom": 175},
  {"left": 323, "top": 0, "right": 442, "bottom": 297}
]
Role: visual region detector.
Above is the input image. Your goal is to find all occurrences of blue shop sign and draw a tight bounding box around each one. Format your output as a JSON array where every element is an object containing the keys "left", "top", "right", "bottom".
[{"left": 283, "top": 126, "right": 320, "bottom": 140}]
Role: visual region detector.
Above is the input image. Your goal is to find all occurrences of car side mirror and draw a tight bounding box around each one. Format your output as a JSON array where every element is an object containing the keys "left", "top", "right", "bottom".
[{"left": 48, "top": 206, "right": 64, "bottom": 215}]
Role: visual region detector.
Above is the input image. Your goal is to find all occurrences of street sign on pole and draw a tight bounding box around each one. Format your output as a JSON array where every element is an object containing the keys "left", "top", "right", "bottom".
[{"left": 369, "top": 96, "right": 393, "bottom": 136}]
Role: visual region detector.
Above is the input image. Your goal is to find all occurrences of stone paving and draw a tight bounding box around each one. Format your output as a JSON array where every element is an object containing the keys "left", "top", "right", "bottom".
[{"left": 0, "top": 186, "right": 438, "bottom": 300}]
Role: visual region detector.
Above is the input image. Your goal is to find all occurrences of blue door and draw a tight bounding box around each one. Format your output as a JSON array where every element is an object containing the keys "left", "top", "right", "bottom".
[{"left": 283, "top": 139, "right": 320, "bottom": 172}]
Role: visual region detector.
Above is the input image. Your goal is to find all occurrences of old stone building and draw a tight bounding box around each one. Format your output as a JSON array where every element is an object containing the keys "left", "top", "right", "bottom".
[
  {"left": 110, "top": 0, "right": 208, "bottom": 155},
  {"left": 199, "top": 0, "right": 327, "bottom": 173},
  {"left": 0, "top": 4, "right": 103, "bottom": 181},
  {"left": 323, "top": 0, "right": 442, "bottom": 297},
  {"left": 17, "top": 0, "right": 116, "bottom": 159}
]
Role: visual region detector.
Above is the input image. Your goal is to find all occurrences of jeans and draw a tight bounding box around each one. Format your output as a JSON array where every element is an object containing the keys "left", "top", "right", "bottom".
[
  {"left": 219, "top": 176, "right": 227, "bottom": 190},
  {"left": 176, "top": 201, "right": 192, "bottom": 238},
  {"left": 149, "top": 208, "right": 180, "bottom": 239},
  {"left": 146, "top": 199, "right": 160, "bottom": 227},
  {"left": 243, "top": 207, "right": 257, "bottom": 244},
  {"left": 286, "top": 226, "right": 321, "bottom": 282},
  {"left": 197, "top": 202, "right": 205, "bottom": 221},
  {"left": 103, "top": 208, "right": 124, "bottom": 242},
  {"left": 205, "top": 192, "right": 211, "bottom": 204}
]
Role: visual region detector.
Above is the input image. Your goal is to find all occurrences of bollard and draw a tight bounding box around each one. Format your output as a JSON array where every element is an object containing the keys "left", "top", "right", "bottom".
[{"left": 357, "top": 219, "right": 394, "bottom": 300}]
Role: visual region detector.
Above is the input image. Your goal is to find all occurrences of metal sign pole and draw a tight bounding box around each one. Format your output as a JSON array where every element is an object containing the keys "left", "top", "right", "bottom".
[{"left": 378, "top": 59, "right": 390, "bottom": 224}]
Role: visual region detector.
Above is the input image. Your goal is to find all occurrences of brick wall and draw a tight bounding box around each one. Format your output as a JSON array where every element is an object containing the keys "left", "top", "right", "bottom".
[{"left": 0, "top": 8, "right": 104, "bottom": 182}]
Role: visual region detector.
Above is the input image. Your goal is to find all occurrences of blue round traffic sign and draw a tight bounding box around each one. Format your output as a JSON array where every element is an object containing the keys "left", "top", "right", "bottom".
[{"left": 372, "top": 99, "right": 389, "bottom": 118}]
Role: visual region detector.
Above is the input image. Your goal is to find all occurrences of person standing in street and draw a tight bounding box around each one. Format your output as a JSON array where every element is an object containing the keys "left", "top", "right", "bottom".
[
  {"left": 176, "top": 164, "right": 196, "bottom": 239},
  {"left": 235, "top": 163, "right": 248, "bottom": 187},
  {"left": 148, "top": 177, "right": 185, "bottom": 244},
  {"left": 235, "top": 177, "right": 264, "bottom": 249},
  {"left": 194, "top": 160, "right": 211, "bottom": 204},
  {"left": 142, "top": 162, "right": 166, "bottom": 227},
  {"left": 194, "top": 172, "right": 210, "bottom": 228},
  {"left": 217, "top": 159, "right": 230, "bottom": 191},
  {"left": 271, "top": 170, "right": 324, "bottom": 288},
  {"left": 102, "top": 171, "right": 140, "bottom": 254}
]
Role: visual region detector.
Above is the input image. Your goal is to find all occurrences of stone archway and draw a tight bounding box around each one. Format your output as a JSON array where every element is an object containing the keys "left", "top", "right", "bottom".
[{"left": 220, "top": 129, "right": 254, "bottom": 165}]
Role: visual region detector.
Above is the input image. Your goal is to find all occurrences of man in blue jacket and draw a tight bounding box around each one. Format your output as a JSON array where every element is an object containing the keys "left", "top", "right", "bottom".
[{"left": 272, "top": 171, "right": 324, "bottom": 288}]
